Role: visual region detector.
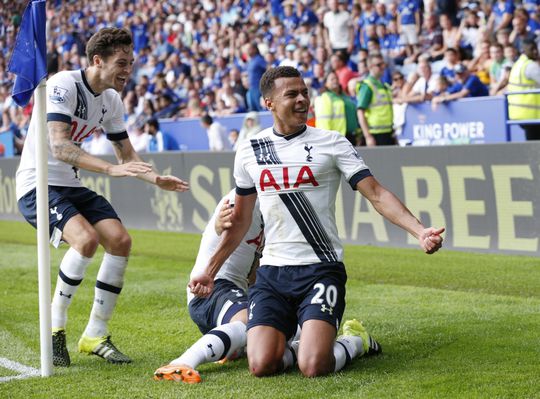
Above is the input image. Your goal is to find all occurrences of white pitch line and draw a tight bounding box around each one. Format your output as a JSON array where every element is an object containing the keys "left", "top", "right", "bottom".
[{"left": 0, "top": 357, "right": 40, "bottom": 383}]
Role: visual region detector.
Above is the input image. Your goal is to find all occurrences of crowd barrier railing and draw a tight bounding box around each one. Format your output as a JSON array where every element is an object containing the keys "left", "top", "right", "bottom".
[{"left": 503, "top": 88, "right": 540, "bottom": 141}]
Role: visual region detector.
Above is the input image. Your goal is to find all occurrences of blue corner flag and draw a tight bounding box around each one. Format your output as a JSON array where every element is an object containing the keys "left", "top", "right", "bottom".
[{"left": 7, "top": 0, "right": 47, "bottom": 107}]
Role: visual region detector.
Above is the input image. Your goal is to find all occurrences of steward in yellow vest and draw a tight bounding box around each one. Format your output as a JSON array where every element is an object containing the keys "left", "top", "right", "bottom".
[
  {"left": 314, "top": 71, "right": 360, "bottom": 145},
  {"left": 356, "top": 54, "right": 395, "bottom": 146},
  {"left": 507, "top": 39, "right": 540, "bottom": 140}
]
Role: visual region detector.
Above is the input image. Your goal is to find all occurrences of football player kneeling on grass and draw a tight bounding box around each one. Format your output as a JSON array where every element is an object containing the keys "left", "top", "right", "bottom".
[{"left": 154, "top": 190, "right": 299, "bottom": 383}]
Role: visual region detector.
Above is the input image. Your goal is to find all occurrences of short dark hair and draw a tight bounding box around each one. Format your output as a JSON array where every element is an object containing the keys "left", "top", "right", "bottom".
[
  {"left": 201, "top": 114, "right": 213, "bottom": 125},
  {"left": 522, "top": 38, "right": 538, "bottom": 54},
  {"left": 367, "top": 37, "right": 379, "bottom": 47},
  {"left": 145, "top": 117, "right": 159, "bottom": 130},
  {"left": 259, "top": 66, "right": 301, "bottom": 98},
  {"left": 86, "top": 28, "right": 133, "bottom": 64},
  {"left": 367, "top": 53, "right": 384, "bottom": 67},
  {"left": 334, "top": 50, "right": 348, "bottom": 64}
]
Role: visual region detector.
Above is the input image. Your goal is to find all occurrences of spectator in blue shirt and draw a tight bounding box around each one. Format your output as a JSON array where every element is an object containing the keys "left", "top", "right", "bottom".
[
  {"left": 397, "top": 0, "right": 421, "bottom": 57},
  {"left": 488, "top": 0, "right": 515, "bottom": 33},
  {"left": 439, "top": 47, "right": 460, "bottom": 84},
  {"left": 387, "top": 19, "right": 407, "bottom": 65},
  {"left": 529, "top": 10, "right": 540, "bottom": 36},
  {"left": 282, "top": 1, "right": 299, "bottom": 33},
  {"left": 374, "top": 2, "right": 393, "bottom": 25},
  {"left": 270, "top": 0, "right": 283, "bottom": 18},
  {"left": 57, "top": 29, "right": 77, "bottom": 53},
  {"left": 523, "top": 0, "right": 540, "bottom": 15},
  {"left": 359, "top": 0, "right": 378, "bottom": 27},
  {"left": 510, "top": 10, "right": 537, "bottom": 53},
  {"left": 144, "top": 118, "right": 179, "bottom": 153},
  {"left": 245, "top": 43, "right": 267, "bottom": 112},
  {"left": 296, "top": 1, "right": 318, "bottom": 27},
  {"left": 431, "top": 63, "right": 488, "bottom": 108},
  {"left": 220, "top": 0, "right": 241, "bottom": 27},
  {"left": 131, "top": 15, "right": 149, "bottom": 55},
  {"left": 376, "top": 23, "right": 393, "bottom": 60}
]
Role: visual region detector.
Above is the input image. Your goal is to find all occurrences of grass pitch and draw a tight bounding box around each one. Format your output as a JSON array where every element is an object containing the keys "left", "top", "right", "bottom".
[{"left": 0, "top": 220, "right": 538, "bottom": 399}]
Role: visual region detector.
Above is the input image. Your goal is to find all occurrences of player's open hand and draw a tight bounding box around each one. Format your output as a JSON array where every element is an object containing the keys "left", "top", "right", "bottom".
[
  {"left": 419, "top": 227, "right": 445, "bottom": 254},
  {"left": 156, "top": 175, "right": 190, "bottom": 192},
  {"left": 188, "top": 273, "right": 214, "bottom": 298},
  {"left": 108, "top": 161, "right": 153, "bottom": 177},
  {"left": 215, "top": 199, "right": 233, "bottom": 235}
]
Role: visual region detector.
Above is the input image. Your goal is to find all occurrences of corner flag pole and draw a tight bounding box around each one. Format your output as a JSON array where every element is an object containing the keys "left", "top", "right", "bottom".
[
  {"left": 7, "top": 0, "right": 52, "bottom": 377},
  {"left": 35, "top": 79, "right": 53, "bottom": 377}
]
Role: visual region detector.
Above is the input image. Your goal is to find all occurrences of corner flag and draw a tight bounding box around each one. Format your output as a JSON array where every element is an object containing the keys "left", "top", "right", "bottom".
[
  {"left": 8, "top": 0, "right": 52, "bottom": 377},
  {"left": 7, "top": 0, "right": 47, "bottom": 107}
]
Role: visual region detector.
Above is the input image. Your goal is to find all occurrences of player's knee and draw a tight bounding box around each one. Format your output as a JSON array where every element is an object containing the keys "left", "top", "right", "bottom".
[
  {"left": 248, "top": 353, "right": 281, "bottom": 377},
  {"left": 106, "top": 232, "right": 132, "bottom": 255},
  {"left": 74, "top": 228, "right": 100, "bottom": 257},
  {"left": 116, "top": 232, "right": 132, "bottom": 252},
  {"left": 298, "top": 354, "right": 333, "bottom": 378},
  {"left": 249, "top": 361, "right": 279, "bottom": 377},
  {"left": 298, "top": 362, "right": 331, "bottom": 378}
]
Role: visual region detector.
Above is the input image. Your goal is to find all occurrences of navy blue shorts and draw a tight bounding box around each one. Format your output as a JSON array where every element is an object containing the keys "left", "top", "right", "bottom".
[
  {"left": 18, "top": 186, "right": 119, "bottom": 247},
  {"left": 189, "top": 279, "right": 248, "bottom": 334},
  {"left": 247, "top": 262, "right": 347, "bottom": 340}
]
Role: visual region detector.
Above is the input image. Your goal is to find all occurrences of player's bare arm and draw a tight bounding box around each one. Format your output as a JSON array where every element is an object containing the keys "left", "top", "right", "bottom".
[
  {"left": 357, "top": 175, "right": 444, "bottom": 254},
  {"left": 215, "top": 199, "right": 234, "bottom": 235},
  {"left": 111, "top": 137, "right": 189, "bottom": 192},
  {"left": 49, "top": 120, "right": 153, "bottom": 177},
  {"left": 357, "top": 109, "right": 375, "bottom": 147},
  {"left": 190, "top": 193, "right": 256, "bottom": 297}
]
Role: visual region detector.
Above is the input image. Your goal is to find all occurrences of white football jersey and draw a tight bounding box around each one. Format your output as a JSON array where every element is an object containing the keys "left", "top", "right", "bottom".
[
  {"left": 16, "top": 70, "right": 127, "bottom": 200},
  {"left": 187, "top": 190, "right": 264, "bottom": 303},
  {"left": 234, "top": 125, "right": 372, "bottom": 266}
]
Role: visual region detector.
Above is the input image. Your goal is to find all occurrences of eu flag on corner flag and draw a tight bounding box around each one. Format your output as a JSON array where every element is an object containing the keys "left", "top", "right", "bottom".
[{"left": 7, "top": 0, "right": 47, "bottom": 107}]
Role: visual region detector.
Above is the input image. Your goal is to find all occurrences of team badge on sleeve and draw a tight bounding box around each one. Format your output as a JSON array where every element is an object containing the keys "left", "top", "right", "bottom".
[{"left": 50, "top": 86, "right": 68, "bottom": 103}]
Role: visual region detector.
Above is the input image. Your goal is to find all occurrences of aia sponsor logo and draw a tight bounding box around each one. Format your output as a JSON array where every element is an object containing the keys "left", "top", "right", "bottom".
[{"left": 259, "top": 166, "right": 319, "bottom": 191}]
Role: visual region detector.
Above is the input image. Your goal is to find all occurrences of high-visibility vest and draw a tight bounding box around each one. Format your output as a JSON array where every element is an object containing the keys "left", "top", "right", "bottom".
[
  {"left": 314, "top": 91, "right": 347, "bottom": 135},
  {"left": 361, "top": 77, "right": 393, "bottom": 134},
  {"left": 507, "top": 54, "right": 540, "bottom": 120}
]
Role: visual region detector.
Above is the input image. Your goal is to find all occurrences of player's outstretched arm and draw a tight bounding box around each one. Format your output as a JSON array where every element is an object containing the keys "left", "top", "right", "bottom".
[
  {"left": 110, "top": 138, "right": 189, "bottom": 192},
  {"left": 357, "top": 176, "right": 444, "bottom": 254},
  {"left": 189, "top": 192, "right": 256, "bottom": 297},
  {"left": 49, "top": 121, "right": 153, "bottom": 176}
]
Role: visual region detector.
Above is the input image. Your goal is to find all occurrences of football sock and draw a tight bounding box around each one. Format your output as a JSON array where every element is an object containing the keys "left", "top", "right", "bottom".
[
  {"left": 170, "top": 321, "right": 247, "bottom": 369},
  {"left": 281, "top": 340, "right": 299, "bottom": 371},
  {"left": 333, "top": 337, "right": 360, "bottom": 372},
  {"left": 83, "top": 253, "right": 127, "bottom": 338},
  {"left": 51, "top": 248, "right": 93, "bottom": 329},
  {"left": 290, "top": 325, "right": 301, "bottom": 342},
  {"left": 341, "top": 334, "right": 365, "bottom": 356}
]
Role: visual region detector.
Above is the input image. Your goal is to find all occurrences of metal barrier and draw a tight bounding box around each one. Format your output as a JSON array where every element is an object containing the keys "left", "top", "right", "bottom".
[{"left": 503, "top": 88, "right": 540, "bottom": 141}]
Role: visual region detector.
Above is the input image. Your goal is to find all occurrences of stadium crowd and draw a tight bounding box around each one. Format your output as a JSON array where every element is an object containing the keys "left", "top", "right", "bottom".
[{"left": 1, "top": 0, "right": 539, "bottom": 154}]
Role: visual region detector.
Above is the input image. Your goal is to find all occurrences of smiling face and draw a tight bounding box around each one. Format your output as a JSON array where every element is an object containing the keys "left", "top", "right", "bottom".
[
  {"left": 264, "top": 76, "right": 310, "bottom": 134},
  {"left": 94, "top": 46, "right": 134, "bottom": 92},
  {"left": 489, "top": 45, "right": 503, "bottom": 62}
]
